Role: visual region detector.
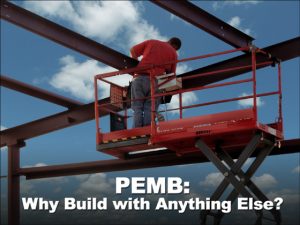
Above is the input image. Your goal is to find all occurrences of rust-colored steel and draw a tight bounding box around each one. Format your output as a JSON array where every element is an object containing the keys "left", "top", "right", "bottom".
[
  {"left": 19, "top": 139, "right": 300, "bottom": 179},
  {"left": 180, "top": 37, "right": 300, "bottom": 88},
  {"left": 151, "top": 0, "right": 254, "bottom": 48},
  {"left": 8, "top": 144, "right": 22, "bottom": 225},
  {"left": 0, "top": 99, "right": 119, "bottom": 147},
  {"left": 1, "top": 75, "right": 83, "bottom": 108},
  {"left": 1, "top": 38, "right": 299, "bottom": 147},
  {"left": 0, "top": 0, "right": 137, "bottom": 69},
  {"left": 1, "top": 2, "right": 299, "bottom": 225}
]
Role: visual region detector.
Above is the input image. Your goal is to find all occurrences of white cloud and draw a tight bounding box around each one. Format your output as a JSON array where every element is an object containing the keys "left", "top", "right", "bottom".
[
  {"left": 74, "top": 174, "right": 90, "bottom": 182},
  {"left": 24, "top": 1, "right": 185, "bottom": 102},
  {"left": 49, "top": 55, "right": 131, "bottom": 101},
  {"left": 33, "top": 163, "right": 47, "bottom": 167},
  {"left": 227, "top": 0, "right": 259, "bottom": 5},
  {"left": 75, "top": 173, "right": 115, "bottom": 196},
  {"left": 50, "top": 55, "right": 197, "bottom": 112},
  {"left": 252, "top": 173, "right": 277, "bottom": 189},
  {"left": 176, "top": 63, "right": 190, "bottom": 75},
  {"left": 292, "top": 165, "right": 300, "bottom": 174},
  {"left": 200, "top": 172, "right": 224, "bottom": 188},
  {"left": 23, "top": 1, "right": 166, "bottom": 48},
  {"left": 21, "top": 163, "right": 69, "bottom": 195},
  {"left": 267, "top": 189, "right": 300, "bottom": 204},
  {"left": 227, "top": 16, "right": 251, "bottom": 35},
  {"left": 228, "top": 16, "right": 241, "bottom": 28},
  {"left": 127, "top": 20, "right": 166, "bottom": 47},
  {"left": 165, "top": 92, "right": 198, "bottom": 115},
  {"left": 170, "top": 14, "right": 176, "bottom": 21},
  {"left": 238, "top": 92, "right": 264, "bottom": 108},
  {"left": 213, "top": 1, "right": 259, "bottom": 11},
  {"left": 244, "top": 158, "right": 254, "bottom": 166},
  {"left": 200, "top": 172, "right": 277, "bottom": 190}
]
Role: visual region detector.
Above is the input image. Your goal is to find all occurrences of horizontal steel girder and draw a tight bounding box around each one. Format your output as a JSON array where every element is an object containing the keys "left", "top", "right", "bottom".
[
  {"left": 1, "top": 37, "right": 299, "bottom": 147},
  {"left": 180, "top": 36, "right": 300, "bottom": 88},
  {"left": 0, "top": 99, "right": 119, "bottom": 146},
  {"left": 1, "top": 75, "right": 83, "bottom": 109},
  {"left": 151, "top": 0, "right": 254, "bottom": 48},
  {"left": 19, "top": 139, "right": 300, "bottom": 179},
  {"left": 0, "top": 0, "right": 138, "bottom": 69}
]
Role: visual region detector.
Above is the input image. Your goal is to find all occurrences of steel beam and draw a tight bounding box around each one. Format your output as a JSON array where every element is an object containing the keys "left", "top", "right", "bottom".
[
  {"left": 19, "top": 139, "right": 299, "bottom": 179},
  {"left": 1, "top": 38, "right": 299, "bottom": 146},
  {"left": 0, "top": 99, "right": 119, "bottom": 147},
  {"left": 0, "top": 1, "right": 138, "bottom": 69},
  {"left": 151, "top": 0, "right": 254, "bottom": 48},
  {"left": 1, "top": 75, "right": 83, "bottom": 109},
  {"left": 180, "top": 36, "right": 300, "bottom": 88}
]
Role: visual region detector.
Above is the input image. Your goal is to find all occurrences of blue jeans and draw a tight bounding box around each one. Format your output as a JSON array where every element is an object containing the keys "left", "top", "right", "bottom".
[{"left": 131, "top": 75, "right": 160, "bottom": 128}]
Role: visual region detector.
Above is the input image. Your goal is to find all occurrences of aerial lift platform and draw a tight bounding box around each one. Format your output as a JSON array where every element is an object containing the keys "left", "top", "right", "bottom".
[{"left": 94, "top": 46, "right": 283, "bottom": 225}]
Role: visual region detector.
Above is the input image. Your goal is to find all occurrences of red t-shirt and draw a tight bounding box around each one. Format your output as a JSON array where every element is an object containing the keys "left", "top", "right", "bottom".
[{"left": 131, "top": 40, "right": 178, "bottom": 77}]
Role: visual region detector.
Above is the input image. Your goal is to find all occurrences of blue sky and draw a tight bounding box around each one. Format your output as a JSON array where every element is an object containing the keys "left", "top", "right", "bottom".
[{"left": 1, "top": 1, "right": 299, "bottom": 224}]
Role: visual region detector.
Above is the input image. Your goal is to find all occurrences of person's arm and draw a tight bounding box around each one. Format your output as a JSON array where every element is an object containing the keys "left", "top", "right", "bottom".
[
  {"left": 170, "top": 54, "right": 178, "bottom": 74},
  {"left": 130, "top": 40, "right": 148, "bottom": 59},
  {"left": 130, "top": 47, "right": 138, "bottom": 59}
]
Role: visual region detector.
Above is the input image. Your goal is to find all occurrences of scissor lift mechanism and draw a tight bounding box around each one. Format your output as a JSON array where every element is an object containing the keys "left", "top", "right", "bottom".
[{"left": 94, "top": 46, "right": 283, "bottom": 224}]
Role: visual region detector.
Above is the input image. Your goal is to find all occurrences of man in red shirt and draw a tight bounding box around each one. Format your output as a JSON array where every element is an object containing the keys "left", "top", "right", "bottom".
[{"left": 130, "top": 37, "right": 181, "bottom": 128}]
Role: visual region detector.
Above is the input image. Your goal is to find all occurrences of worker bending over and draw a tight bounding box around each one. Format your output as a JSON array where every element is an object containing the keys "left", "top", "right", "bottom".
[{"left": 130, "top": 37, "right": 181, "bottom": 128}]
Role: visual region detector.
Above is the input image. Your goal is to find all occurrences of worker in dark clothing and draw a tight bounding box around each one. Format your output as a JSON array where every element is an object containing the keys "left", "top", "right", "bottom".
[{"left": 130, "top": 37, "right": 181, "bottom": 128}]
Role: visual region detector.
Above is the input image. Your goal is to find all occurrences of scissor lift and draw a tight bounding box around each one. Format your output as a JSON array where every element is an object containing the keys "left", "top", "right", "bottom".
[{"left": 94, "top": 46, "right": 283, "bottom": 225}]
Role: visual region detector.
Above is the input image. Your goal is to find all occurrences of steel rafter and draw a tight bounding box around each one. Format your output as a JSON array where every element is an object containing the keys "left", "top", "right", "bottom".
[
  {"left": 1, "top": 75, "right": 83, "bottom": 109},
  {"left": 0, "top": 99, "right": 121, "bottom": 147},
  {"left": 180, "top": 36, "right": 300, "bottom": 88},
  {"left": 0, "top": 0, "right": 138, "bottom": 69},
  {"left": 151, "top": 0, "right": 254, "bottom": 48},
  {"left": 19, "top": 139, "right": 300, "bottom": 179}
]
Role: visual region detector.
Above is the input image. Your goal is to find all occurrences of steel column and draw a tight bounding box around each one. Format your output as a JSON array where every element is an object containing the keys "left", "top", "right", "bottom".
[
  {"left": 7, "top": 142, "right": 24, "bottom": 225},
  {"left": 151, "top": 0, "right": 254, "bottom": 48}
]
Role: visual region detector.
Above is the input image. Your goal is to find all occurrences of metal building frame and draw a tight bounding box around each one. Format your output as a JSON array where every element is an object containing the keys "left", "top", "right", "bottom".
[{"left": 1, "top": 1, "right": 300, "bottom": 225}]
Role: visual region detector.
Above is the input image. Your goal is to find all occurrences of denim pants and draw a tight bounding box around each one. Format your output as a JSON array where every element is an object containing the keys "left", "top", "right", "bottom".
[{"left": 131, "top": 75, "right": 160, "bottom": 128}]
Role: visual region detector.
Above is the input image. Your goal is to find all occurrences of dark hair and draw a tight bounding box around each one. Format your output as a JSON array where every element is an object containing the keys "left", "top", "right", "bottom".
[{"left": 168, "top": 37, "right": 181, "bottom": 50}]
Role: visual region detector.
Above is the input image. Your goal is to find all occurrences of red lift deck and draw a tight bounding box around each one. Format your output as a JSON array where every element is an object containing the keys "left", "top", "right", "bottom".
[
  {"left": 97, "top": 108, "right": 282, "bottom": 158},
  {"left": 94, "top": 46, "right": 283, "bottom": 159}
]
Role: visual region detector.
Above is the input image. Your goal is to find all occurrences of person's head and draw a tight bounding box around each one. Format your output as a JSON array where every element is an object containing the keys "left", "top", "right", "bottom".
[{"left": 168, "top": 37, "right": 181, "bottom": 51}]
